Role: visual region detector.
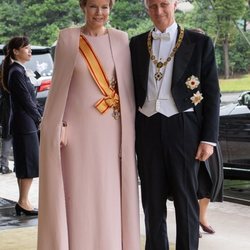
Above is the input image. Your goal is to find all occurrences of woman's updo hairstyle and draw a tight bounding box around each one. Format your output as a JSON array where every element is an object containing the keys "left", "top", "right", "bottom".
[{"left": 79, "top": 0, "right": 115, "bottom": 9}]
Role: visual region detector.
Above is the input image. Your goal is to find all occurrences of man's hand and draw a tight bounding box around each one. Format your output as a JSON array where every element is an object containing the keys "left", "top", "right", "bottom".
[{"left": 195, "top": 143, "right": 214, "bottom": 161}]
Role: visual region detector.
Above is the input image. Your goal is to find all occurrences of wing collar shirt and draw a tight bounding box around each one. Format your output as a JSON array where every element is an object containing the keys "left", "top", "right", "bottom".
[{"left": 139, "top": 22, "right": 193, "bottom": 117}]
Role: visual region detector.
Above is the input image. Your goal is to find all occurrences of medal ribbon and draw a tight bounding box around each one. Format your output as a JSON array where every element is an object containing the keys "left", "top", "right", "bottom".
[{"left": 79, "top": 35, "right": 119, "bottom": 114}]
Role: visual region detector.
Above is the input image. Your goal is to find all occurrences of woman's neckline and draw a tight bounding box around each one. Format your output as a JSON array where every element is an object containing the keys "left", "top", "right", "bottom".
[
  {"left": 80, "top": 26, "right": 108, "bottom": 37},
  {"left": 82, "top": 32, "right": 108, "bottom": 38}
]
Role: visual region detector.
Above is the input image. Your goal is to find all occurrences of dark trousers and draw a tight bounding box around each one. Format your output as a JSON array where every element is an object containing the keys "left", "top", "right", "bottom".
[{"left": 136, "top": 112, "right": 200, "bottom": 250}]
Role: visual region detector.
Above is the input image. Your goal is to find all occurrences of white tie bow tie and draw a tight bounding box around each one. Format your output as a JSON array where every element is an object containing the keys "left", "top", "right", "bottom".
[{"left": 152, "top": 31, "right": 170, "bottom": 40}]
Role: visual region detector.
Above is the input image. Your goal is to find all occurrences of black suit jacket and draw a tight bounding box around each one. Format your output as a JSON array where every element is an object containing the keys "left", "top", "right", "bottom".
[
  {"left": 130, "top": 27, "right": 220, "bottom": 143},
  {"left": 8, "top": 62, "right": 42, "bottom": 135}
]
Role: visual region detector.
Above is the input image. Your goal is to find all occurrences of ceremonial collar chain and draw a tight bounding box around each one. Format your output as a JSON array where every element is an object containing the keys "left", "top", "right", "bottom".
[{"left": 147, "top": 26, "right": 184, "bottom": 81}]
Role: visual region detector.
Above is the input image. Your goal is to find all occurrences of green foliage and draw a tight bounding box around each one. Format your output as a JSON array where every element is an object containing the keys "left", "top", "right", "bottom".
[
  {"left": 21, "top": 0, "right": 82, "bottom": 45},
  {"left": 176, "top": 1, "right": 217, "bottom": 39},
  {"left": 110, "top": 0, "right": 153, "bottom": 37},
  {"left": 0, "top": 0, "right": 249, "bottom": 76},
  {"left": 176, "top": 0, "right": 250, "bottom": 76},
  {"left": 127, "top": 19, "right": 153, "bottom": 38},
  {"left": 213, "top": 0, "right": 246, "bottom": 39},
  {"left": 110, "top": 0, "right": 147, "bottom": 30},
  {"left": 0, "top": 1, "right": 24, "bottom": 43},
  {"left": 0, "top": 0, "right": 82, "bottom": 46},
  {"left": 229, "top": 32, "right": 250, "bottom": 74}
]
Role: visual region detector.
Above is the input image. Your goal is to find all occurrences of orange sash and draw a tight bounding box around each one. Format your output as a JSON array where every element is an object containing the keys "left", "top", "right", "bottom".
[{"left": 79, "top": 35, "right": 120, "bottom": 115}]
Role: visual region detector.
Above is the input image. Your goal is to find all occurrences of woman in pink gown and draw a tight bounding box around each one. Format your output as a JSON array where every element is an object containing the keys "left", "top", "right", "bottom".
[{"left": 37, "top": 0, "right": 140, "bottom": 249}]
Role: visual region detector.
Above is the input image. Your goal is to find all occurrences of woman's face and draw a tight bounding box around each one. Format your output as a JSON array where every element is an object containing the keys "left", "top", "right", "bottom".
[
  {"left": 83, "top": 0, "right": 110, "bottom": 29},
  {"left": 14, "top": 45, "right": 32, "bottom": 64}
]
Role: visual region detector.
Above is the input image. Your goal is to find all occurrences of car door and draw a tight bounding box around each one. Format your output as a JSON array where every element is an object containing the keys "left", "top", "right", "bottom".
[{"left": 222, "top": 92, "right": 250, "bottom": 179}]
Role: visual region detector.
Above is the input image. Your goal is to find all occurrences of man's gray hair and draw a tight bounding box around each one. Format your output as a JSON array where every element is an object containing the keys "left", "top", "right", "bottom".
[{"left": 144, "top": 0, "right": 176, "bottom": 9}]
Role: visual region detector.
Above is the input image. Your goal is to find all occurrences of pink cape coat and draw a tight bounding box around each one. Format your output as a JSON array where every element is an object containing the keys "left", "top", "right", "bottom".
[{"left": 37, "top": 27, "right": 140, "bottom": 250}]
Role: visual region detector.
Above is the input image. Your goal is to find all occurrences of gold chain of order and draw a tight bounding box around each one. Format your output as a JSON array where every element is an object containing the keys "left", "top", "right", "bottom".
[{"left": 147, "top": 26, "right": 185, "bottom": 81}]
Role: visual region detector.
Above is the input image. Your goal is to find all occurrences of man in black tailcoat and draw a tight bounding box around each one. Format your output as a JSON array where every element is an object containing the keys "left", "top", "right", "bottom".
[{"left": 130, "top": 0, "right": 220, "bottom": 249}]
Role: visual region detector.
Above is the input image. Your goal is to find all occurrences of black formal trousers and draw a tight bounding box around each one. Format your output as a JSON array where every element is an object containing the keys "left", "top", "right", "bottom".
[{"left": 136, "top": 112, "right": 200, "bottom": 250}]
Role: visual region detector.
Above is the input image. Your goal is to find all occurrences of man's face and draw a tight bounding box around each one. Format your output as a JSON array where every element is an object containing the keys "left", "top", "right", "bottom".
[{"left": 147, "top": 0, "right": 177, "bottom": 32}]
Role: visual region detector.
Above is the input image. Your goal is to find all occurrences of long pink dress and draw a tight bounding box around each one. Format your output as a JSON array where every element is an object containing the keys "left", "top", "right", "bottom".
[
  {"left": 62, "top": 34, "right": 122, "bottom": 249},
  {"left": 38, "top": 28, "right": 140, "bottom": 250}
]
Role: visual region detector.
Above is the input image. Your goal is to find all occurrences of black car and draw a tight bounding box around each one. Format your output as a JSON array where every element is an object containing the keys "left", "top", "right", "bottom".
[
  {"left": 0, "top": 44, "right": 53, "bottom": 108},
  {"left": 219, "top": 91, "right": 250, "bottom": 180}
]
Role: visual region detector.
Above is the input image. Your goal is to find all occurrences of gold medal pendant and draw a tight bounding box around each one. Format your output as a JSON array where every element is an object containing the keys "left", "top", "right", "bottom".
[
  {"left": 147, "top": 27, "right": 185, "bottom": 83},
  {"left": 155, "top": 71, "right": 163, "bottom": 81},
  {"left": 109, "top": 77, "right": 120, "bottom": 120},
  {"left": 155, "top": 61, "right": 164, "bottom": 81}
]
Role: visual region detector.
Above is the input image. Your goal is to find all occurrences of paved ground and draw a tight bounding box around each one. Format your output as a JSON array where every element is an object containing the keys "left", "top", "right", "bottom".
[{"left": 1, "top": 161, "right": 250, "bottom": 249}]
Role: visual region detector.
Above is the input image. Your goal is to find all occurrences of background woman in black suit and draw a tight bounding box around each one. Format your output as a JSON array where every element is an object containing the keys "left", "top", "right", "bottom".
[{"left": 2, "top": 36, "right": 42, "bottom": 216}]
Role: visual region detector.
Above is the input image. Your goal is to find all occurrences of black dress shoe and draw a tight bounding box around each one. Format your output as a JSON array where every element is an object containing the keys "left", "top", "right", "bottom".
[
  {"left": 200, "top": 222, "right": 215, "bottom": 234},
  {"left": 2, "top": 167, "right": 12, "bottom": 174},
  {"left": 15, "top": 203, "right": 38, "bottom": 216}
]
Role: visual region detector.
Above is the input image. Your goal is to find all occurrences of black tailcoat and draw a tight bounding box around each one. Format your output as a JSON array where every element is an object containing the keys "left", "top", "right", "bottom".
[{"left": 130, "top": 27, "right": 220, "bottom": 143}]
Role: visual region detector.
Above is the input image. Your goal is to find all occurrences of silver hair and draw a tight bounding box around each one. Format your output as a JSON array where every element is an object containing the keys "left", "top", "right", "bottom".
[{"left": 144, "top": 0, "right": 177, "bottom": 9}]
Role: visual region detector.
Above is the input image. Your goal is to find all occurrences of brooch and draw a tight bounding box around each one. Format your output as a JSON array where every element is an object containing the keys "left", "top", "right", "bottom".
[
  {"left": 185, "top": 75, "right": 200, "bottom": 90},
  {"left": 190, "top": 91, "right": 203, "bottom": 106}
]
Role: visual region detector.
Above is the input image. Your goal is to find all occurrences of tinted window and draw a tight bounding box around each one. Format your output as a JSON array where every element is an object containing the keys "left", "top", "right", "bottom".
[
  {"left": 25, "top": 53, "right": 53, "bottom": 77},
  {"left": 0, "top": 48, "right": 53, "bottom": 77}
]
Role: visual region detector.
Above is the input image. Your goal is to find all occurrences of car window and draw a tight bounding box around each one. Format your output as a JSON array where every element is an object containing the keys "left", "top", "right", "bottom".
[
  {"left": 25, "top": 53, "right": 53, "bottom": 77},
  {"left": 0, "top": 48, "right": 53, "bottom": 77}
]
